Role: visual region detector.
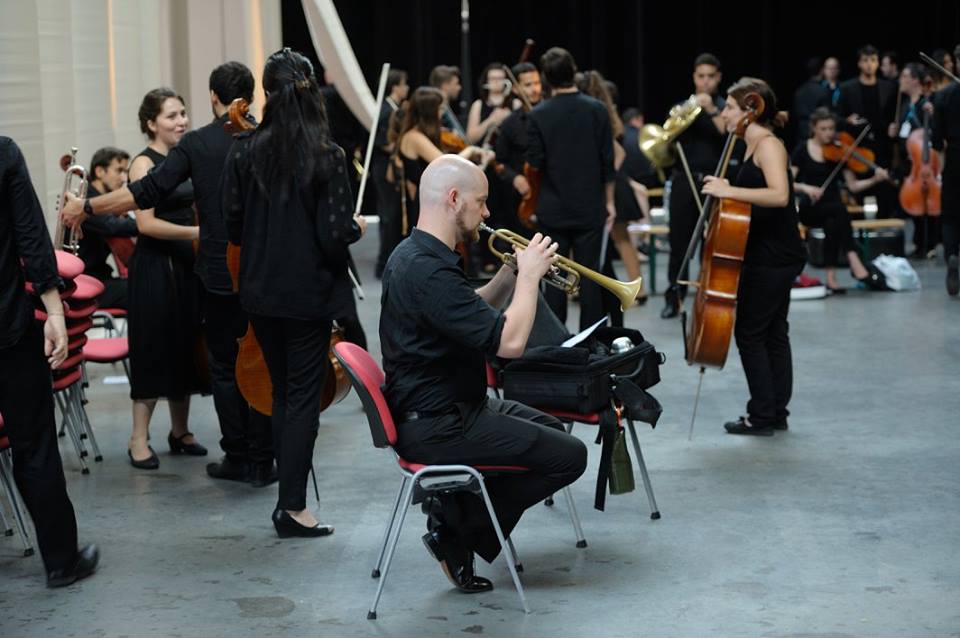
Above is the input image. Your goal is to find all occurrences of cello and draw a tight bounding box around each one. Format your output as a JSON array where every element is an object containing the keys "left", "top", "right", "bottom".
[
  {"left": 224, "top": 98, "right": 350, "bottom": 415},
  {"left": 899, "top": 96, "right": 941, "bottom": 216},
  {"left": 681, "top": 92, "right": 765, "bottom": 370}
]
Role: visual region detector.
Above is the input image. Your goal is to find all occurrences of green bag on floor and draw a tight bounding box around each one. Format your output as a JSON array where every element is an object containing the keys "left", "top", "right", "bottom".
[{"left": 608, "top": 428, "right": 635, "bottom": 495}]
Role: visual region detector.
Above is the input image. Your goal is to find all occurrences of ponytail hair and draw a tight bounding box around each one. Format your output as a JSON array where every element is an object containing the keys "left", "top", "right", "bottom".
[{"left": 726, "top": 76, "right": 784, "bottom": 129}]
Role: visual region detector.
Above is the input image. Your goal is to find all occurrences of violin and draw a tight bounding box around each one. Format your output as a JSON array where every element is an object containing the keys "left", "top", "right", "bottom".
[
  {"left": 224, "top": 98, "right": 350, "bottom": 414},
  {"left": 822, "top": 131, "right": 881, "bottom": 174},
  {"left": 899, "top": 100, "right": 941, "bottom": 216},
  {"left": 682, "top": 92, "right": 765, "bottom": 370}
]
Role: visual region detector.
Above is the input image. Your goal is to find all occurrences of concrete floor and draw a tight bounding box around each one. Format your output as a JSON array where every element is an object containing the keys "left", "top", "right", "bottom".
[{"left": 1, "top": 229, "right": 959, "bottom": 638}]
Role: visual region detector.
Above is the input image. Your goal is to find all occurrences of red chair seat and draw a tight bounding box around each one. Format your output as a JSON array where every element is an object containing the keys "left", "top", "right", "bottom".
[
  {"left": 540, "top": 409, "right": 601, "bottom": 424},
  {"left": 0, "top": 435, "right": 8, "bottom": 451},
  {"left": 52, "top": 368, "right": 82, "bottom": 391},
  {"left": 100, "top": 308, "right": 127, "bottom": 318},
  {"left": 67, "top": 318, "right": 94, "bottom": 337},
  {"left": 55, "top": 251, "right": 84, "bottom": 280},
  {"left": 68, "top": 334, "right": 88, "bottom": 352},
  {"left": 71, "top": 274, "right": 106, "bottom": 301},
  {"left": 397, "top": 457, "right": 530, "bottom": 474},
  {"left": 64, "top": 300, "right": 98, "bottom": 319},
  {"left": 55, "top": 352, "right": 84, "bottom": 372},
  {"left": 83, "top": 337, "right": 128, "bottom": 363}
]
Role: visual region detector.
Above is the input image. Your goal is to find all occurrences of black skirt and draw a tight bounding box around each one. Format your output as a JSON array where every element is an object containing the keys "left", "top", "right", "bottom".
[{"left": 127, "top": 237, "right": 208, "bottom": 400}]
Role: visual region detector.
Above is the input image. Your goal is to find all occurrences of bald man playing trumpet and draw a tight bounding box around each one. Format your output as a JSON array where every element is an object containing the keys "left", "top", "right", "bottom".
[{"left": 379, "top": 155, "right": 587, "bottom": 593}]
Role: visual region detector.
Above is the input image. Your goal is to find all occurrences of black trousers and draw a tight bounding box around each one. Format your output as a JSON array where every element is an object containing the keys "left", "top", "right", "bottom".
[
  {"left": 538, "top": 223, "right": 608, "bottom": 330},
  {"left": 203, "top": 290, "right": 273, "bottom": 465},
  {"left": 248, "top": 315, "right": 332, "bottom": 511},
  {"left": 0, "top": 322, "right": 79, "bottom": 573},
  {"left": 799, "top": 201, "right": 858, "bottom": 267},
  {"left": 942, "top": 167, "right": 960, "bottom": 260},
  {"left": 372, "top": 156, "right": 402, "bottom": 277},
  {"left": 734, "top": 262, "right": 803, "bottom": 427},
  {"left": 394, "top": 398, "right": 587, "bottom": 563},
  {"left": 666, "top": 172, "right": 703, "bottom": 301}
]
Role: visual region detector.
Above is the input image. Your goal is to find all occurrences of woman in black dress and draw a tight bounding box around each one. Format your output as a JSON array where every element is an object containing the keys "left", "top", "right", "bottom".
[
  {"left": 126, "top": 88, "right": 208, "bottom": 469},
  {"left": 792, "top": 107, "right": 887, "bottom": 292},
  {"left": 702, "top": 77, "right": 806, "bottom": 436},
  {"left": 222, "top": 49, "right": 367, "bottom": 537}
]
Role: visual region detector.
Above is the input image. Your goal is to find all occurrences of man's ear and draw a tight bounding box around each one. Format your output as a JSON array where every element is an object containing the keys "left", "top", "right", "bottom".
[
  {"left": 94, "top": 165, "right": 105, "bottom": 182},
  {"left": 447, "top": 186, "right": 460, "bottom": 209}
]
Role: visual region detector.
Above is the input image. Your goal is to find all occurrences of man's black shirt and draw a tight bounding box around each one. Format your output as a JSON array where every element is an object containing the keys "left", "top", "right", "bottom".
[
  {"left": 526, "top": 92, "right": 615, "bottom": 229},
  {"left": 0, "top": 138, "right": 61, "bottom": 348},
  {"left": 77, "top": 185, "right": 137, "bottom": 281},
  {"left": 495, "top": 108, "right": 530, "bottom": 185},
  {"left": 127, "top": 113, "right": 245, "bottom": 294},
  {"left": 380, "top": 229, "right": 506, "bottom": 417}
]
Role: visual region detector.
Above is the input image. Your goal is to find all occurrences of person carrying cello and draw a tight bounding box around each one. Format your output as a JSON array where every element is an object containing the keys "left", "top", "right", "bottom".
[
  {"left": 701, "top": 78, "right": 806, "bottom": 436},
  {"left": 932, "top": 44, "right": 960, "bottom": 296}
]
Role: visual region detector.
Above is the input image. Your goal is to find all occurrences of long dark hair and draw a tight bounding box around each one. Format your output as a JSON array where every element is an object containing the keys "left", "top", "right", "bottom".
[
  {"left": 392, "top": 86, "right": 444, "bottom": 150},
  {"left": 250, "top": 48, "right": 334, "bottom": 193}
]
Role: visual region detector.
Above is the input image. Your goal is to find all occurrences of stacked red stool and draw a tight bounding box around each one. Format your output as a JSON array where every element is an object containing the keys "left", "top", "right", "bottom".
[{"left": 0, "top": 414, "right": 36, "bottom": 557}]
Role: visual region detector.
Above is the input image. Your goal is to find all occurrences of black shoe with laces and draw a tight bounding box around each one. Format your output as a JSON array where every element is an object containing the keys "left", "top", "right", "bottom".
[
  {"left": 206, "top": 456, "right": 250, "bottom": 482},
  {"left": 421, "top": 529, "right": 493, "bottom": 593},
  {"left": 249, "top": 462, "right": 278, "bottom": 488},
  {"left": 724, "top": 416, "right": 775, "bottom": 436},
  {"left": 47, "top": 544, "right": 99, "bottom": 588}
]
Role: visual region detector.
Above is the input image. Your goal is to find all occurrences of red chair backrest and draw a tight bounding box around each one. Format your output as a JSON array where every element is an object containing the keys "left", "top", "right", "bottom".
[
  {"left": 106, "top": 237, "right": 135, "bottom": 278},
  {"left": 332, "top": 342, "right": 397, "bottom": 448}
]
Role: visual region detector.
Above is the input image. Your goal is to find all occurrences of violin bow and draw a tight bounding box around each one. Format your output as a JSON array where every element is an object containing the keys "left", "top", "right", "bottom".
[
  {"left": 920, "top": 51, "right": 960, "bottom": 85},
  {"left": 819, "top": 125, "right": 871, "bottom": 193}
]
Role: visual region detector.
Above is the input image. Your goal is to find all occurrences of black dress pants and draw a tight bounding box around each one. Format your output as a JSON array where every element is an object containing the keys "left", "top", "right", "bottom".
[
  {"left": 941, "top": 164, "right": 960, "bottom": 260},
  {"left": 394, "top": 398, "right": 587, "bottom": 563},
  {"left": 0, "top": 322, "right": 79, "bottom": 573},
  {"left": 538, "top": 223, "right": 608, "bottom": 330},
  {"left": 666, "top": 172, "right": 703, "bottom": 302},
  {"left": 203, "top": 290, "right": 273, "bottom": 465},
  {"left": 798, "top": 201, "right": 858, "bottom": 267},
  {"left": 248, "top": 315, "right": 332, "bottom": 512},
  {"left": 734, "top": 262, "right": 803, "bottom": 427},
  {"left": 372, "top": 156, "right": 402, "bottom": 277}
]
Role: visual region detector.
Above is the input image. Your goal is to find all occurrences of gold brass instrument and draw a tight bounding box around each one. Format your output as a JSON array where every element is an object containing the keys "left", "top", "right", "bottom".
[
  {"left": 54, "top": 147, "right": 88, "bottom": 255},
  {"left": 639, "top": 95, "right": 703, "bottom": 179},
  {"left": 479, "top": 223, "right": 644, "bottom": 311}
]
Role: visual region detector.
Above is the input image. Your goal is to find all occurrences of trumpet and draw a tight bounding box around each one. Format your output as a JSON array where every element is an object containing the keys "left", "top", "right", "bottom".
[
  {"left": 54, "top": 147, "right": 88, "bottom": 255},
  {"left": 479, "top": 223, "right": 644, "bottom": 311}
]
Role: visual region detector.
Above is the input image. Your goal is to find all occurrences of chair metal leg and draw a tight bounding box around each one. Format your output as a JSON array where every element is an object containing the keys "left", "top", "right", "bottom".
[
  {"left": 506, "top": 536, "right": 523, "bottom": 572},
  {"left": 367, "top": 475, "right": 416, "bottom": 620},
  {"left": 55, "top": 391, "right": 88, "bottom": 474},
  {"left": 626, "top": 420, "right": 660, "bottom": 520},
  {"left": 561, "top": 486, "right": 588, "bottom": 547},
  {"left": 0, "top": 453, "right": 35, "bottom": 556},
  {"left": 0, "top": 499, "right": 11, "bottom": 536},
  {"left": 71, "top": 386, "right": 102, "bottom": 462},
  {"left": 373, "top": 476, "right": 407, "bottom": 578},
  {"left": 476, "top": 475, "right": 530, "bottom": 613}
]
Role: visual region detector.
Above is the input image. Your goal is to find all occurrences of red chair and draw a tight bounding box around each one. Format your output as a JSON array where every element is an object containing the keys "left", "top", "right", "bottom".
[
  {"left": 333, "top": 342, "right": 586, "bottom": 618},
  {"left": 0, "top": 413, "right": 36, "bottom": 557},
  {"left": 486, "top": 362, "right": 661, "bottom": 520}
]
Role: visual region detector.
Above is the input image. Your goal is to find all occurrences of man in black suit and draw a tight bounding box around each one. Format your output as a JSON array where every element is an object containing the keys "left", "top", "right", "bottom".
[{"left": 837, "top": 45, "right": 898, "bottom": 217}]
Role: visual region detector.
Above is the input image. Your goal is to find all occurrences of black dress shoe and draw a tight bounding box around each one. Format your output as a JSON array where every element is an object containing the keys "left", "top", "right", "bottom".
[
  {"left": 947, "top": 255, "right": 959, "bottom": 296},
  {"left": 47, "top": 544, "right": 99, "bottom": 588},
  {"left": 421, "top": 530, "right": 493, "bottom": 593},
  {"left": 272, "top": 508, "right": 334, "bottom": 538},
  {"left": 206, "top": 456, "right": 250, "bottom": 482},
  {"left": 773, "top": 418, "right": 788, "bottom": 431},
  {"left": 168, "top": 431, "right": 208, "bottom": 456},
  {"left": 660, "top": 302, "right": 679, "bottom": 319},
  {"left": 724, "top": 416, "right": 774, "bottom": 436},
  {"left": 249, "top": 462, "right": 278, "bottom": 488},
  {"left": 128, "top": 447, "right": 159, "bottom": 470}
]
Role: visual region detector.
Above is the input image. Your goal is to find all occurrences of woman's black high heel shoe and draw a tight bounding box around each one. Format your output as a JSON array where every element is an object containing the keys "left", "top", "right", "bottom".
[
  {"left": 168, "top": 431, "right": 208, "bottom": 456},
  {"left": 272, "top": 508, "right": 334, "bottom": 538}
]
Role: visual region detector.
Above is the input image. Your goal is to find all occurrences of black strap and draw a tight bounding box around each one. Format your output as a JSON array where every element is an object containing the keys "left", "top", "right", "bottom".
[{"left": 593, "top": 406, "right": 618, "bottom": 511}]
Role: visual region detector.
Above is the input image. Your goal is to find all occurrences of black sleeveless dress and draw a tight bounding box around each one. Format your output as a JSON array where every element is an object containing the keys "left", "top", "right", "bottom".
[
  {"left": 127, "top": 147, "right": 207, "bottom": 400},
  {"left": 400, "top": 151, "right": 429, "bottom": 230}
]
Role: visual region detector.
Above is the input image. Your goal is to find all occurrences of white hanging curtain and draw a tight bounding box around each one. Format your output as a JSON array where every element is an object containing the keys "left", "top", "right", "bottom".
[{"left": 300, "top": 0, "right": 376, "bottom": 130}]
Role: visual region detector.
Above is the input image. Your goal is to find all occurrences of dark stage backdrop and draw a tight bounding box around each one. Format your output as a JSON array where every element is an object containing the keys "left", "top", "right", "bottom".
[{"left": 282, "top": 0, "right": 960, "bottom": 146}]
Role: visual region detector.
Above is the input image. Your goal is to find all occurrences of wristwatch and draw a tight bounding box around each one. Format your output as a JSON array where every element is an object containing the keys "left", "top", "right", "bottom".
[{"left": 82, "top": 198, "right": 93, "bottom": 217}]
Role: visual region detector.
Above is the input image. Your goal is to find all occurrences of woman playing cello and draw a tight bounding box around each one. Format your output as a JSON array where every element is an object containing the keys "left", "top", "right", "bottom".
[{"left": 701, "top": 78, "right": 806, "bottom": 436}]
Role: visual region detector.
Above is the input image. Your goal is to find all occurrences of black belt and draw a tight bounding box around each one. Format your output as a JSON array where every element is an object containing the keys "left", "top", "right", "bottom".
[{"left": 400, "top": 410, "right": 450, "bottom": 423}]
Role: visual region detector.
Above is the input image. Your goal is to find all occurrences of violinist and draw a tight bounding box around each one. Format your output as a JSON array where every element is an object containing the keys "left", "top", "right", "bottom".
[
  {"left": 222, "top": 49, "right": 366, "bottom": 538},
  {"left": 525, "top": 47, "right": 616, "bottom": 330},
  {"left": 791, "top": 108, "right": 882, "bottom": 292},
  {"left": 465, "top": 64, "right": 512, "bottom": 145},
  {"left": 932, "top": 44, "right": 960, "bottom": 296},
  {"left": 495, "top": 62, "right": 542, "bottom": 233},
  {"left": 701, "top": 78, "right": 806, "bottom": 436},
  {"left": 429, "top": 65, "right": 467, "bottom": 139},
  {"left": 837, "top": 45, "right": 898, "bottom": 217},
  {"left": 393, "top": 87, "right": 490, "bottom": 230},
  {"left": 929, "top": 49, "right": 956, "bottom": 93},
  {"left": 893, "top": 63, "right": 940, "bottom": 256}
]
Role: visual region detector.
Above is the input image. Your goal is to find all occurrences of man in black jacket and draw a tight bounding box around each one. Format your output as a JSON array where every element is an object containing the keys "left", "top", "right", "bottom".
[
  {"left": 0, "top": 136, "right": 99, "bottom": 587},
  {"left": 933, "top": 44, "right": 960, "bottom": 295},
  {"left": 526, "top": 47, "right": 616, "bottom": 330},
  {"left": 495, "top": 61, "right": 542, "bottom": 235},
  {"left": 61, "top": 62, "right": 276, "bottom": 486}
]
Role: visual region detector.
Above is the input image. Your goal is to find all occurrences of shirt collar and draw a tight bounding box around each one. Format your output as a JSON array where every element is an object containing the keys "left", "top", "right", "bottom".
[{"left": 411, "top": 228, "right": 460, "bottom": 265}]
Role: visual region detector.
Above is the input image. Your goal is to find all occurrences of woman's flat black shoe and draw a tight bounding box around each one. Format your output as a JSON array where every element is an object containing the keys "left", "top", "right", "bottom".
[
  {"left": 168, "top": 431, "right": 208, "bottom": 456},
  {"left": 272, "top": 508, "right": 334, "bottom": 538},
  {"left": 128, "top": 447, "right": 160, "bottom": 469}
]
